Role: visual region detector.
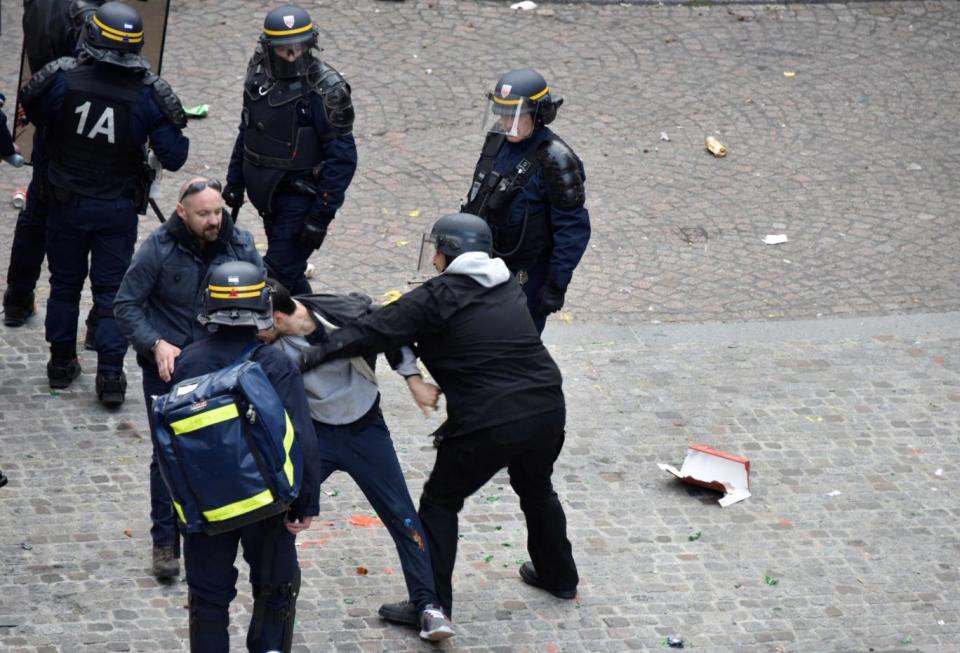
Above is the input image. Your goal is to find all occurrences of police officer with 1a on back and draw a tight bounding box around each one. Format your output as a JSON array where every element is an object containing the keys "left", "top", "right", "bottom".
[
  {"left": 224, "top": 4, "right": 357, "bottom": 295},
  {"left": 462, "top": 69, "right": 591, "bottom": 332},
  {"left": 20, "top": 1, "right": 188, "bottom": 406}
]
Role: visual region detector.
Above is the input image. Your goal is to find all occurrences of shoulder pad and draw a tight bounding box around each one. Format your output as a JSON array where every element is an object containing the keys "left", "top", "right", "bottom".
[
  {"left": 145, "top": 75, "right": 187, "bottom": 130},
  {"left": 538, "top": 137, "right": 585, "bottom": 210},
  {"left": 309, "top": 63, "right": 354, "bottom": 136},
  {"left": 21, "top": 56, "right": 76, "bottom": 106}
]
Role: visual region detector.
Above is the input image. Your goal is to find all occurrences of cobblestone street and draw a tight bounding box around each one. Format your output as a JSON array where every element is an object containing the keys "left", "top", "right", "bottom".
[{"left": 1, "top": 1, "right": 958, "bottom": 651}]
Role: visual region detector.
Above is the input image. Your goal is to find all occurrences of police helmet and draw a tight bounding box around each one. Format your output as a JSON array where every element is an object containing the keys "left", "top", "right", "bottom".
[
  {"left": 84, "top": 1, "right": 144, "bottom": 55},
  {"left": 489, "top": 68, "right": 562, "bottom": 125},
  {"left": 431, "top": 213, "right": 493, "bottom": 259},
  {"left": 199, "top": 261, "right": 274, "bottom": 330},
  {"left": 259, "top": 4, "right": 318, "bottom": 79}
]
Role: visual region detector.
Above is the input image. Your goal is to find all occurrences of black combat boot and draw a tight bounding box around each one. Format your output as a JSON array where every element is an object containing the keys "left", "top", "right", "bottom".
[
  {"left": 47, "top": 343, "right": 81, "bottom": 389},
  {"left": 96, "top": 369, "right": 127, "bottom": 408},
  {"left": 3, "top": 290, "right": 36, "bottom": 327},
  {"left": 83, "top": 310, "right": 99, "bottom": 351}
]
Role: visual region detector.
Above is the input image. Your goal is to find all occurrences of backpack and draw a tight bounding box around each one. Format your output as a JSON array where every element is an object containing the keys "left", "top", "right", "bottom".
[{"left": 151, "top": 344, "right": 303, "bottom": 535}]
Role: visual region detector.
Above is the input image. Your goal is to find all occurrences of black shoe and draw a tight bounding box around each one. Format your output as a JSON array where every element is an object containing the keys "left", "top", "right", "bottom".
[
  {"left": 3, "top": 298, "right": 35, "bottom": 327},
  {"left": 152, "top": 545, "right": 180, "bottom": 580},
  {"left": 96, "top": 370, "right": 127, "bottom": 408},
  {"left": 519, "top": 561, "right": 577, "bottom": 599},
  {"left": 378, "top": 599, "right": 419, "bottom": 626},
  {"left": 0, "top": 470, "right": 7, "bottom": 488},
  {"left": 83, "top": 311, "right": 98, "bottom": 352},
  {"left": 47, "top": 358, "right": 81, "bottom": 389}
]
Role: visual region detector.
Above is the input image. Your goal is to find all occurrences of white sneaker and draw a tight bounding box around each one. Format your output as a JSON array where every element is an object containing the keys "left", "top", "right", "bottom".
[{"left": 419, "top": 604, "right": 455, "bottom": 641}]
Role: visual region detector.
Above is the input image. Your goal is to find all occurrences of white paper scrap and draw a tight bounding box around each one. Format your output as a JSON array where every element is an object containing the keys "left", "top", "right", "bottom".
[{"left": 763, "top": 234, "right": 789, "bottom": 245}]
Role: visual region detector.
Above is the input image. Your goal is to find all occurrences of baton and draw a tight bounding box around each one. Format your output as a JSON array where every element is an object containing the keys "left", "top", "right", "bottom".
[{"left": 148, "top": 198, "right": 166, "bottom": 223}]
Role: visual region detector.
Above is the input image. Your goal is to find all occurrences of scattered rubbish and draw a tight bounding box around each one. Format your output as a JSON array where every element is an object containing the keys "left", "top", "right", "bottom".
[
  {"left": 123, "top": 529, "right": 133, "bottom": 538},
  {"left": 734, "top": 583, "right": 742, "bottom": 589},
  {"left": 556, "top": 311, "right": 573, "bottom": 323},
  {"left": 501, "top": 542, "right": 512, "bottom": 548},
  {"left": 705, "top": 136, "right": 727, "bottom": 158},
  {"left": 660, "top": 131, "right": 670, "bottom": 142},
  {"left": 343, "top": 598, "right": 355, "bottom": 604},
  {"left": 658, "top": 444, "right": 751, "bottom": 507},
  {"left": 49, "top": 391, "right": 60, "bottom": 398},
  {"left": 349, "top": 515, "right": 383, "bottom": 528},
  {"left": 324, "top": 488, "right": 339, "bottom": 497},
  {"left": 296, "top": 539, "right": 329, "bottom": 549},
  {"left": 688, "top": 531, "right": 702, "bottom": 542},
  {"left": 305, "top": 262, "right": 316, "bottom": 279},
  {"left": 763, "top": 234, "right": 788, "bottom": 245},
  {"left": 665, "top": 636, "right": 685, "bottom": 649},
  {"left": 407, "top": 208, "right": 421, "bottom": 218},
  {"left": 826, "top": 490, "right": 842, "bottom": 497},
  {"left": 900, "top": 636, "right": 912, "bottom": 645},
  {"left": 397, "top": 240, "right": 410, "bottom": 247},
  {"left": 20, "top": 543, "right": 32, "bottom": 551},
  {"left": 356, "top": 566, "right": 369, "bottom": 575},
  {"left": 778, "top": 518, "right": 793, "bottom": 527},
  {"left": 11, "top": 187, "right": 27, "bottom": 208},
  {"left": 382, "top": 290, "right": 403, "bottom": 305},
  {"left": 484, "top": 495, "right": 500, "bottom": 503},
  {"left": 182, "top": 104, "right": 209, "bottom": 118},
  {"left": 783, "top": 71, "right": 796, "bottom": 78},
  {"left": 764, "top": 575, "right": 779, "bottom": 586},
  {"left": 483, "top": 554, "right": 494, "bottom": 563},
  {"left": 511, "top": 0, "right": 537, "bottom": 9},
  {"left": 935, "top": 468, "right": 943, "bottom": 476}
]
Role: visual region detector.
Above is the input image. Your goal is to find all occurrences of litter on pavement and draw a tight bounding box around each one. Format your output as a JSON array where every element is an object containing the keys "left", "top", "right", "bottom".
[{"left": 658, "top": 444, "right": 751, "bottom": 507}]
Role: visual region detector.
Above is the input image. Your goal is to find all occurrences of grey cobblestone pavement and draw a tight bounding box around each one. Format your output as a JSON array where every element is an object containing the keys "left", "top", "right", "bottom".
[{"left": 1, "top": 0, "right": 960, "bottom": 651}]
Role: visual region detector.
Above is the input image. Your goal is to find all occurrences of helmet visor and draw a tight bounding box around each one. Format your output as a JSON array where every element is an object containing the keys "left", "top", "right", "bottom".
[
  {"left": 266, "top": 43, "right": 313, "bottom": 79},
  {"left": 417, "top": 232, "right": 439, "bottom": 276},
  {"left": 482, "top": 95, "right": 534, "bottom": 137}
]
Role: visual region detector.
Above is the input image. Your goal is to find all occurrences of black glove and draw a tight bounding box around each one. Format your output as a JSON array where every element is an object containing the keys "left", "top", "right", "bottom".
[
  {"left": 299, "top": 212, "right": 332, "bottom": 251},
  {"left": 538, "top": 280, "right": 567, "bottom": 315},
  {"left": 222, "top": 182, "right": 245, "bottom": 211},
  {"left": 299, "top": 343, "right": 329, "bottom": 372}
]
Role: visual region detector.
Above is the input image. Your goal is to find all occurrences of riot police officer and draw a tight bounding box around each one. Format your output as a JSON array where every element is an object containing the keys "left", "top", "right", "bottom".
[
  {"left": 461, "top": 69, "right": 591, "bottom": 332},
  {"left": 224, "top": 4, "right": 358, "bottom": 296},
  {"left": 20, "top": 1, "right": 189, "bottom": 406},
  {"left": 4, "top": 0, "right": 105, "bottom": 329},
  {"left": 171, "top": 261, "right": 320, "bottom": 653}
]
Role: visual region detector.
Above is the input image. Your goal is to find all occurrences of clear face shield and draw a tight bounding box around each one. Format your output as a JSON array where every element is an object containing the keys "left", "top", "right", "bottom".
[
  {"left": 417, "top": 232, "right": 440, "bottom": 276},
  {"left": 265, "top": 41, "right": 315, "bottom": 79},
  {"left": 481, "top": 95, "right": 534, "bottom": 138}
]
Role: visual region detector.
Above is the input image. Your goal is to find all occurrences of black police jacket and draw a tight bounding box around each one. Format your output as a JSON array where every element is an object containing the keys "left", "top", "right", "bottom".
[{"left": 311, "top": 261, "right": 564, "bottom": 440}]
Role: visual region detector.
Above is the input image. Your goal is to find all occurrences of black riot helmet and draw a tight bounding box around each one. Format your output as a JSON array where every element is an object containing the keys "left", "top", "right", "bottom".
[
  {"left": 198, "top": 261, "right": 274, "bottom": 330},
  {"left": 417, "top": 213, "right": 493, "bottom": 274},
  {"left": 483, "top": 68, "right": 564, "bottom": 137},
  {"left": 259, "top": 4, "right": 319, "bottom": 79},
  {"left": 84, "top": 1, "right": 144, "bottom": 55}
]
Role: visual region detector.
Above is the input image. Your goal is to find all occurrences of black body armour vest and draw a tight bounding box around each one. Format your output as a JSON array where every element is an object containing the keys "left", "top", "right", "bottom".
[
  {"left": 463, "top": 133, "right": 552, "bottom": 270},
  {"left": 241, "top": 65, "right": 324, "bottom": 213},
  {"left": 46, "top": 63, "right": 144, "bottom": 200}
]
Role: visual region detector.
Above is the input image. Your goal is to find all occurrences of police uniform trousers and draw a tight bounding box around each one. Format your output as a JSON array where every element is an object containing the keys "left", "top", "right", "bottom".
[
  {"left": 45, "top": 195, "right": 137, "bottom": 370},
  {"left": 314, "top": 402, "right": 440, "bottom": 610},
  {"left": 184, "top": 519, "right": 298, "bottom": 653},
  {"left": 263, "top": 193, "right": 314, "bottom": 296},
  {"left": 4, "top": 175, "right": 49, "bottom": 308},
  {"left": 418, "top": 406, "right": 579, "bottom": 615},
  {"left": 140, "top": 361, "right": 176, "bottom": 547},
  {"left": 517, "top": 257, "right": 550, "bottom": 334}
]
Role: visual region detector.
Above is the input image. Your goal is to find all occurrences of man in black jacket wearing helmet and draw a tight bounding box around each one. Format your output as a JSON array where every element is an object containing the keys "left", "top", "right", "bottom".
[
  {"left": 224, "top": 3, "right": 358, "bottom": 296},
  {"left": 299, "top": 212, "right": 579, "bottom": 619},
  {"left": 462, "top": 68, "right": 591, "bottom": 333}
]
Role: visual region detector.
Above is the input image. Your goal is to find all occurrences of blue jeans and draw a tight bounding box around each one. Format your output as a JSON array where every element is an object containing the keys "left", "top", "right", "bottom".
[
  {"left": 45, "top": 196, "right": 137, "bottom": 369},
  {"left": 142, "top": 362, "right": 176, "bottom": 547},
  {"left": 315, "top": 404, "right": 440, "bottom": 611},
  {"left": 184, "top": 517, "right": 298, "bottom": 652},
  {"left": 263, "top": 193, "right": 314, "bottom": 295}
]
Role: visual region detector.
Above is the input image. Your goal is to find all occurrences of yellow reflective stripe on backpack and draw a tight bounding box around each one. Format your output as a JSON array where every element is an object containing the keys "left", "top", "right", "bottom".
[
  {"left": 283, "top": 412, "right": 295, "bottom": 485},
  {"left": 170, "top": 403, "right": 239, "bottom": 435},
  {"left": 203, "top": 489, "right": 274, "bottom": 522},
  {"left": 173, "top": 501, "right": 186, "bottom": 524}
]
